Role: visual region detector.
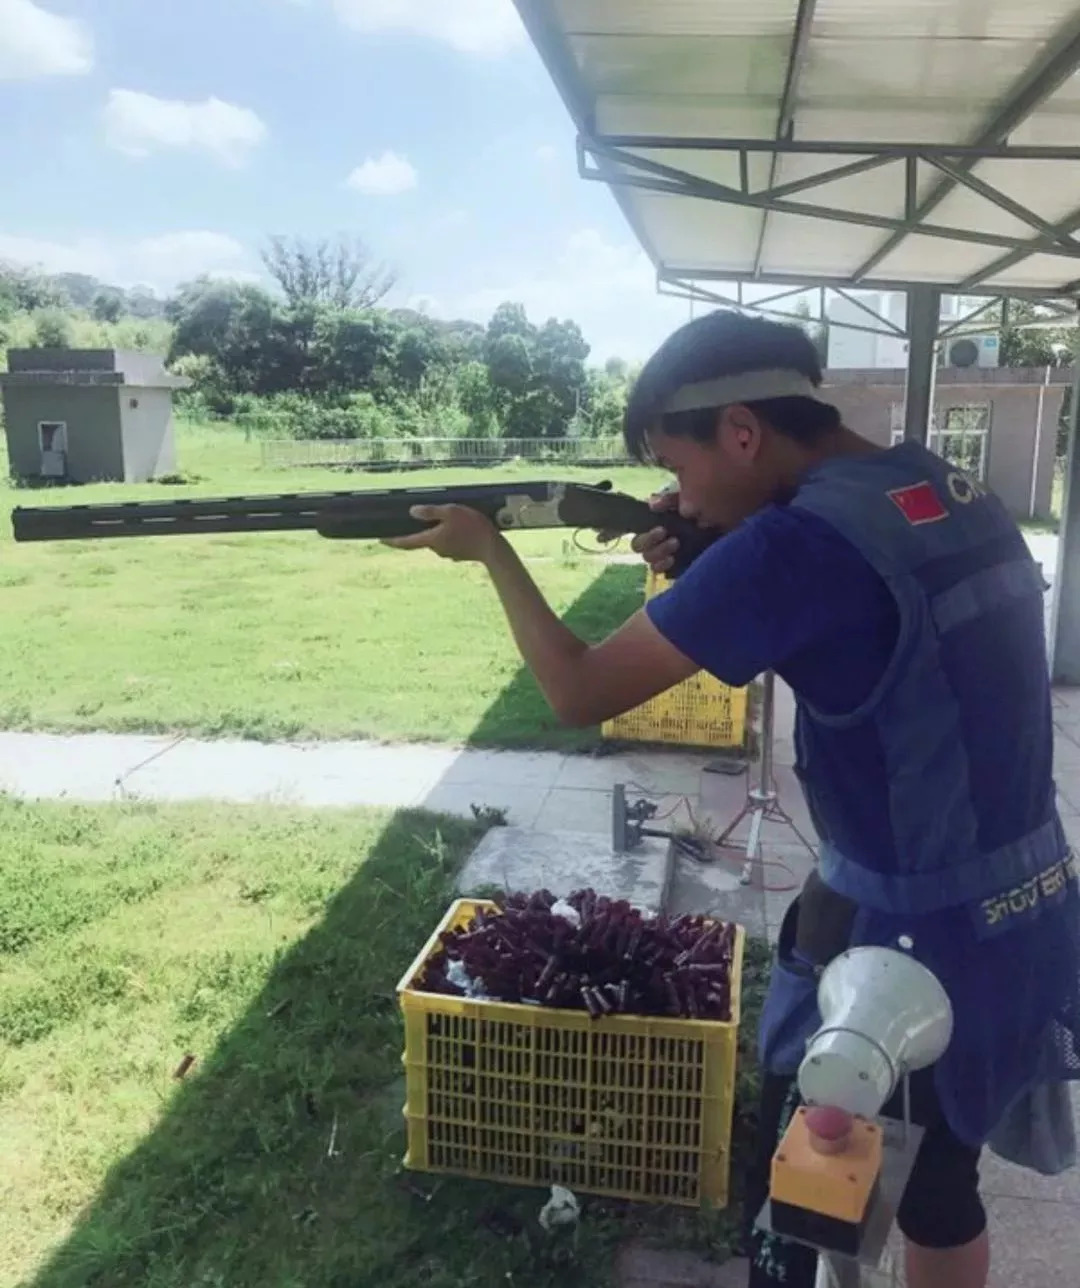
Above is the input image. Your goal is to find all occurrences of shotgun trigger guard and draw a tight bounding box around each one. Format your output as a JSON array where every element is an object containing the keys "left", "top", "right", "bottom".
[{"left": 494, "top": 486, "right": 566, "bottom": 530}]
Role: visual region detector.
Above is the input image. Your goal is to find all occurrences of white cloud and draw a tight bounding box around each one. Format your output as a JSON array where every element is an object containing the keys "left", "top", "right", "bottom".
[
  {"left": 331, "top": 0, "right": 523, "bottom": 57},
  {"left": 0, "top": 229, "right": 256, "bottom": 293},
  {"left": 438, "top": 227, "right": 689, "bottom": 363},
  {"left": 0, "top": 0, "right": 92, "bottom": 79},
  {"left": 346, "top": 150, "right": 418, "bottom": 196},
  {"left": 536, "top": 144, "right": 559, "bottom": 165},
  {"left": 103, "top": 89, "right": 268, "bottom": 166}
]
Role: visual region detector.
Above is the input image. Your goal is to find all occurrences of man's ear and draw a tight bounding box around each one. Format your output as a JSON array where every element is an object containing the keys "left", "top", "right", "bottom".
[{"left": 720, "top": 404, "right": 762, "bottom": 458}]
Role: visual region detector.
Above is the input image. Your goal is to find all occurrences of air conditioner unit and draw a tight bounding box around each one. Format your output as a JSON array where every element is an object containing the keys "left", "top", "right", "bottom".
[{"left": 945, "top": 333, "right": 1000, "bottom": 369}]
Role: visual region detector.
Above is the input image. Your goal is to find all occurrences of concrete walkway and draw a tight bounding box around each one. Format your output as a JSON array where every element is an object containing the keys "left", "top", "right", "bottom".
[{"left": 0, "top": 728, "right": 715, "bottom": 830}]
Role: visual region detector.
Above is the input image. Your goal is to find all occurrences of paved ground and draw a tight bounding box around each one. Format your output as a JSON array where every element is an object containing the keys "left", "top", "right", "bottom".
[{"left": 0, "top": 726, "right": 713, "bottom": 822}]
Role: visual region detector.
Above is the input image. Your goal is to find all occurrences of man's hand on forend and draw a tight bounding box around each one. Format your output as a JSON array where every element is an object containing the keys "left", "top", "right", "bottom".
[
  {"left": 383, "top": 504, "right": 502, "bottom": 564},
  {"left": 630, "top": 487, "right": 682, "bottom": 576}
]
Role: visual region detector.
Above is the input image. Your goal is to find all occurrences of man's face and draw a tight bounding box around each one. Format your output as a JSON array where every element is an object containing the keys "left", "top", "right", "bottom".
[{"left": 649, "top": 405, "right": 780, "bottom": 531}]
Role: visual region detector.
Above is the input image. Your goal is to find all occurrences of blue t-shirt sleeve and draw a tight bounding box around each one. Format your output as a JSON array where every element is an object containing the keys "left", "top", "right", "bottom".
[{"left": 645, "top": 505, "right": 895, "bottom": 694}]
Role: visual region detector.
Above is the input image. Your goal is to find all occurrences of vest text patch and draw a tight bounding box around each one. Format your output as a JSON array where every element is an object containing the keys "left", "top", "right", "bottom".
[
  {"left": 970, "top": 854, "right": 1077, "bottom": 940},
  {"left": 887, "top": 480, "right": 949, "bottom": 525}
]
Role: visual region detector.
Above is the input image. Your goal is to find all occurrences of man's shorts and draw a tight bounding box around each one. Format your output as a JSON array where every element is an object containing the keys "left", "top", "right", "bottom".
[{"left": 745, "top": 1066, "right": 987, "bottom": 1286}]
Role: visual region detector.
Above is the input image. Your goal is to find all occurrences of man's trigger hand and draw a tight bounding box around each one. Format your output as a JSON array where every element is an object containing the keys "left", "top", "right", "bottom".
[{"left": 632, "top": 525, "right": 679, "bottom": 576}]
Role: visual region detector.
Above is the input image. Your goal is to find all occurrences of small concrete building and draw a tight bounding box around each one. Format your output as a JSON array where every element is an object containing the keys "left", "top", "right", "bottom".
[{"left": 0, "top": 349, "right": 191, "bottom": 485}]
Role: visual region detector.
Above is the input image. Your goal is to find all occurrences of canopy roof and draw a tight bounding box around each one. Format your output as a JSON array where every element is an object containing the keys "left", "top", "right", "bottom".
[{"left": 514, "top": 1, "right": 1080, "bottom": 299}]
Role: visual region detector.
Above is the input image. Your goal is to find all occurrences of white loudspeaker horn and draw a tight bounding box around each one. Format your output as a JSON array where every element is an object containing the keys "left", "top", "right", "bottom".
[{"left": 798, "top": 947, "right": 954, "bottom": 1120}]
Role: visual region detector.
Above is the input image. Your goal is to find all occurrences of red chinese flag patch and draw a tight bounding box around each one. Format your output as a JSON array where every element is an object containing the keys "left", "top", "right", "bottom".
[{"left": 887, "top": 481, "right": 948, "bottom": 525}]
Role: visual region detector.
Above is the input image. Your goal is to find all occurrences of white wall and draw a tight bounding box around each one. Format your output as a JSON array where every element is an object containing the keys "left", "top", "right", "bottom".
[
  {"left": 826, "top": 291, "right": 967, "bottom": 369},
  {"left": 119, "top": 387, "right": 177, "bottom": 482}
]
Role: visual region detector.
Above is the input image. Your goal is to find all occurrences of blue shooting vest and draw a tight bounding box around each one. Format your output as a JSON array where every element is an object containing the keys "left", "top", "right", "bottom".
[{"left": 758, "top": 441, "right": 1080, "bottom": 1148}]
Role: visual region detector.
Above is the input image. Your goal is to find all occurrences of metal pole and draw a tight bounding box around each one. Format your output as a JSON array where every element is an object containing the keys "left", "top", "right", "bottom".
[
  {"left": 1031, "top": 365, "right": 1050, "bottom": 519},
  {"left": 903, "top": 286, "right": 941, "bottom": 444},
  {"left": 1051, "top": 364, "right": 1080, "bottom": 683},
  {"left": 715, "top": 671, "right": 819, "bottom": 885},
  {"left": 759, "top": 669, "right": 777, "bottom": 792}
]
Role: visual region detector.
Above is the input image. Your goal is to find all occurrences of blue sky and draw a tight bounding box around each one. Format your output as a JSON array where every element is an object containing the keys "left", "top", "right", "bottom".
[{"left": 0, "top": 0, "right": 691, "bottom": 362}]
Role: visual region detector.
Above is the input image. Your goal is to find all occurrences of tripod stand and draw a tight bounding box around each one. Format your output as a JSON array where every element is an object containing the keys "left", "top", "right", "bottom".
[{"left": 715, "top": 670, "right": 818, "bottom": 885}]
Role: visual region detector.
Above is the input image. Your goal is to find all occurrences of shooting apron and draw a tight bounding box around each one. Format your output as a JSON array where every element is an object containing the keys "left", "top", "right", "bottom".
[{"left": 756, "top": 442, "right": 1080, "bottom": 1156}]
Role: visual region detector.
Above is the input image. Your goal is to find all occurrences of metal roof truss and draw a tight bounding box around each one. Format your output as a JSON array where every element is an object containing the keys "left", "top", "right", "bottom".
[{"left": 516, "top": 1, "right": 1080, "bottom": 300}]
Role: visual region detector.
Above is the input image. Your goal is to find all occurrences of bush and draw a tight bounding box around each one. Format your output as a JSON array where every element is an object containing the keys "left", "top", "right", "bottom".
[
  {"left": 30, "top": 308, "right": 73, "bottom": 349},
  {"left": 171, "top": 353, "right": 237, "bottom": 418},
  {"left": 225, "top": 391, "right": 398, "bottom": 441}
]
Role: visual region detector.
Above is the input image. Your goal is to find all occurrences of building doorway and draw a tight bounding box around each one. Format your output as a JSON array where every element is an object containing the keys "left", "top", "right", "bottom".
[{"left": 38, "top": 421, "right": 68, "bottom": 478}]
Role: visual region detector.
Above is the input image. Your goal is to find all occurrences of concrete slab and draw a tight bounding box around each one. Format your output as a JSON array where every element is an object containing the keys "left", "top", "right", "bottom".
[
  {"left": 1053, "top": 691, "right": 1080, "bottom": 735},
  {"left": 697, "top": 770, "right": 750, "bottom": 822},
  {"left": 119, "top": 737, "right": 457, "bottom": 808},
  {"left": 455, "top": 826, "right": 673, "bottom": 914},
  {"left": 665, "top": 839, "right": 810, "bottom": 945},
  {"left": 982, "top": 1084, "right": 1080, "bottom": 1206},
  {"left": 986, "top": 1195, "right": 1080, "bottom": 1287},
  {"left": 553, "top": 749, "right": 709, "bottom": 796},
  {"left": 417, "top": 782, "right": 547, "bottom": 828},
  {"left": 437, "top": 748, "right": 565, "bottom": 790},
  {"left": 0, "top": 729, "right": 711, "bottom": 825},
  {"left": 665, "top": 854, "right": 768, "bottom": 942},
  {"left": 533, "top": 786, "right": 613, "bottom": 834},
  {"left": 698, "top": 766, "right": 817, "bottom": 850}
]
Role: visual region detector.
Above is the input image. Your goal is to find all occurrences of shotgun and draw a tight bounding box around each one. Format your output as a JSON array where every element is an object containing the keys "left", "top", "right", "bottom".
[{"left": 11, "top": 480, "right": 716, "bottom": 576}]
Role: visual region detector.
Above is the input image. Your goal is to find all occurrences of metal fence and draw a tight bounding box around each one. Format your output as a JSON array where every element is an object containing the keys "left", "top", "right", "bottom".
[{"left": 260, "top": 436, "right": 632, "bottom": 471}]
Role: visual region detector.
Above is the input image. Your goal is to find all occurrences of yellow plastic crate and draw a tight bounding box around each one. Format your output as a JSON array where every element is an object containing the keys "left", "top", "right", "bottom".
[
  {"left": 397, "top": 898, "right": 745, "bottom": 1208},
  {"left": 602, "top": 572, "right": 748, "bottom": 749}
]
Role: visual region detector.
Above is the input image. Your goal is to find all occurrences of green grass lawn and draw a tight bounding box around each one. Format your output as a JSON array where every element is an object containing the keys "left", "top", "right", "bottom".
[
  {"left": 0, "top": 423, "right": 665, "bottom": 747},
  {"left": 0, "top": 796, "right": 766, "bottom": 1288}
]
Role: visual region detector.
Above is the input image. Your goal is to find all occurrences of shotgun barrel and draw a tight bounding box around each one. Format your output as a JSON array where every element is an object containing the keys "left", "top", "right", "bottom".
[{"left": 11, "top": 480, "right": 717, "bottom": 574}]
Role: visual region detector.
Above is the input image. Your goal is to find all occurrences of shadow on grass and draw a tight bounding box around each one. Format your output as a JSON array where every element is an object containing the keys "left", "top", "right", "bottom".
[
  {"left": 25, "top": 563, "right": 765, "bottom": 1288},
  {"left": 466, "top": 562, "right": 645, "bottom": 751}
]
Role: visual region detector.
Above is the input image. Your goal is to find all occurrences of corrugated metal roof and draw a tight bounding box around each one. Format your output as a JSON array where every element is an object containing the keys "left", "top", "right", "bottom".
[{"left": 514, "top": 0, "right": 1080, "bottom": 297}]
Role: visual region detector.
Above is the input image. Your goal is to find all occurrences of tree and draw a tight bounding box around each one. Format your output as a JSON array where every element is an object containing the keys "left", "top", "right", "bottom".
[
  {"left": 998, "top": 299, "right": 1077, "bottom": 368},
  {"left": 481, "top": 302, "right": 593, "bottom": 439},
  {"left": 311, "top": 310, "right": 398, "bottom": 395},
  {"left": 454, "top": 360, "right": 498, "bottom": 436},
  {"left": 53, "top": 272, "right": 99, "bottom": 310},
  {"left": 0, "top": 272, "right": 15, "bottom": 324},
  {"left": 484, "top": 302, "right": 535, "bottom": 410},
  {"left": 583, "top": 360, "right": 632, "bottom": 438},
  {"left": 392, "top": 319, "right": 449, "bottom": 394},
  {"left": 125, "top": 284, "right": 165, "bottom": 318},
  {"left": 167, "top": 277, "right": 289, "bottom": 393},
  {"left": 91, "top": 290, "right": 124, "bottom": 324},
  {"left": 531, "top": 317, "right": 590, "bottom": 436},
  {"left": 0, "top": 261, "right": 64, "bottom": 313},
  {"left": 261, "top": 233, "right": 396, "bottom": 311}
]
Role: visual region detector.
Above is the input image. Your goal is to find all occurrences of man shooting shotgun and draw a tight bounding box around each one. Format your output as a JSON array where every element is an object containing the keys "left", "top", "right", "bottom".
[
  {"left": 385, "top": 310, "right": 1080, "bottom": 1288},
  {"left": 10, "top": 309, "right": 1079, "bottom": 1288}
]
